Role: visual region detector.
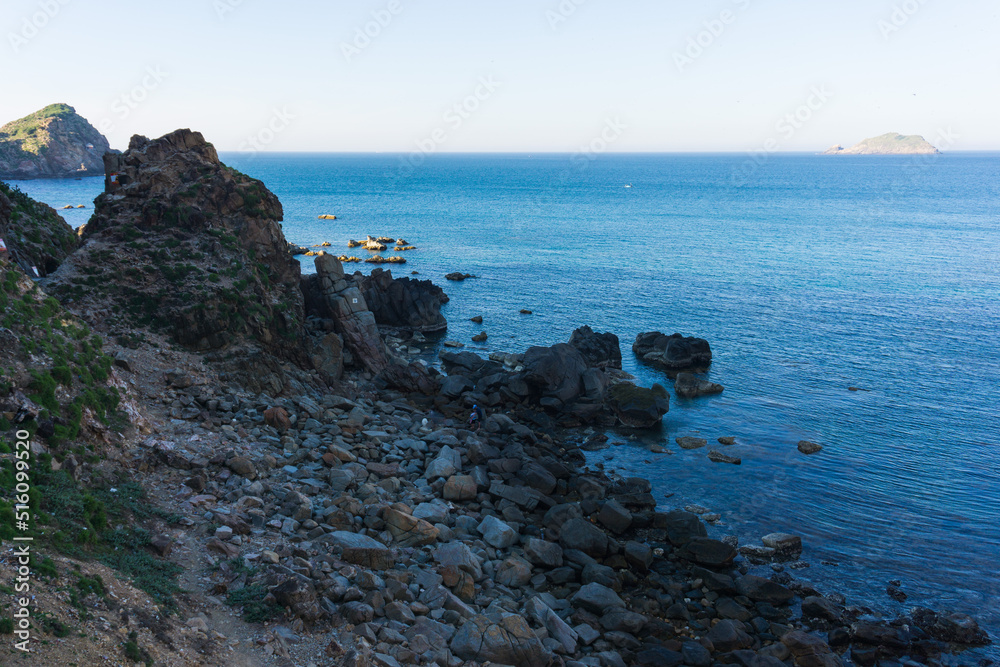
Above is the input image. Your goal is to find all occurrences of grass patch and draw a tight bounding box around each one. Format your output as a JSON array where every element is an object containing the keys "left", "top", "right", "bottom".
[{"left": 225, "top": 584, "right": 283, "bottom": 623}]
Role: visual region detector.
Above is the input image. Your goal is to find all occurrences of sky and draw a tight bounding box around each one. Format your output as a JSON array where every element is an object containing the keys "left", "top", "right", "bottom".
[{"left": 2, "top": 0, "right": 997, "bottom": 153}]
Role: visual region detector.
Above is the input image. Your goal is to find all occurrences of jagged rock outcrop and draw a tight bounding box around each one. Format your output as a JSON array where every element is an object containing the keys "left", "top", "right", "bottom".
[
  {"left": 674, "top": 371, "right": 724, "bottom": 398},
  {"left": 302, "top": 253, "right": 438, "bottom": 393},
  {"left": 519, "top": 343, "right": 609, "bottom": 420},
  {"left": 568, "top": 325, "right": 622, "bottom": 370},
  {"left": 0, "top": 103, "right": 111, "bottom": 179},
  {"left": 45, "top": 129, "right": 310, "bottom": 371},
  {"left": 633, "top": 331, "right": 712, "bottom": 371},
  {"left": 356, "top": 267, "right": 449, "bottom": 333},
  {"left": 0, "top": 180, "right": 79, "bottom": 276}
]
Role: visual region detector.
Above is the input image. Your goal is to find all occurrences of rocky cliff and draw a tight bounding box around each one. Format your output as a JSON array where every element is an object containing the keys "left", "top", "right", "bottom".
[
  {"left": 0, "top": 103, "right": 111, "bottom": 179},
  {"left": 45, "top": 129, "right": 311, "bottom": 389},
  {"left": 0, "top": 180, "right": 79, "bottom": 276},
  {"left": 823, "top": 132, "right": 940, "bottom": 155}
]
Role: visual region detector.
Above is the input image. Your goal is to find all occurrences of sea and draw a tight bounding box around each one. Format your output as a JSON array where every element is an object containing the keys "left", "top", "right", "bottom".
[{"left": 12, "top": 152, "right": 1000, "bottom": 660}]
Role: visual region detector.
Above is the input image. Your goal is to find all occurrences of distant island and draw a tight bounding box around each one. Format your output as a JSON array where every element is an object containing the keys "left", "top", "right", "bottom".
[
  {"left": 0, "top": 103, "right": 111, "bottom": 179},
  {"left": 823, "top": 132, "right": 941, "bottom": 156}
]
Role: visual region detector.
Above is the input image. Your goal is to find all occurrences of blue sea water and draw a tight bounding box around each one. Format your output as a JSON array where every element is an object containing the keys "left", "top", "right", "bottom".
[{"left": 12, "top": 153, "right": 1000, "bottom": 657}]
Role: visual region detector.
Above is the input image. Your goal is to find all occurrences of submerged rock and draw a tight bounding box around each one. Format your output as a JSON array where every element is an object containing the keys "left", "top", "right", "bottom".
[
  {"left": 633, "top": 331, "right": 712, "bottom": 371},
  {"left": 674, "top": 372, "right": 724, "bottom": 397},
  {"left": 606, "top": 382, "right": 669, "bottom": 428}
]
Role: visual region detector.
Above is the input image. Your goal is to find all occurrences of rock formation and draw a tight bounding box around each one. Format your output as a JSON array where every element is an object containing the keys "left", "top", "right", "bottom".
[
  {"left": 0, "top": 180, "right": 79, "bottom": 276},
  {"left": 674, "top": 371, "right": 725, "bottom": 397},
  {"left": 355, "top": 267, "right": 449, "bottom": 333},
  {"left": 568, "top": 325, "right": 622, "bottom": 370},
  {"left": 0, "top": 103, "right": 111, "bottom": 179},
  {"left": 634, "top": 331, "right": 713, "bottom": 371}
]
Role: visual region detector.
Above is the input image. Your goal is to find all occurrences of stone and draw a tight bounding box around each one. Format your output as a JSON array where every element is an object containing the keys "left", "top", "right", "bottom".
[
  {"left": 384, "top": 507, "right": 439, "bottom": 548},
  {"left": 797, "top": 440, "right": 823, "bottom": 455},
  {"left": 677, "top": 537, "right": 737, "bottom": 568},
  {"left": 606, "top": 382, "right": 669, "bottom": 428},
  {"left": 525, "top": 597, "right": 578, "bottom": 654},
  {"left": 718, "top": 436, "right": 736, "bottom": 445},
  {"left": 735, "top": 575, "right": 795, "bottom": 605},
  {"left": 434, "top": 542, "right": 483, "bottom": 580},
  {"left": 571, "top": 583, "right": 625, "bottom": 614},
  {"left": 568, "top": 325, "right": 623, "bottom": 370},
  {"left": 523, "top": 537, "right": 564, "bottom": 568},
  {"left": 449, "top": 614, "right": 549, "bottom": 667},
  {"left": 226, "top": 456, "right": 257, "bottom": 479},
  {"left": 706, "top": 619, "right": 754, "bottom": 652},
  {"left": 425, "top": 445, "right": 461, "bottom": 479},
  {"left": 321, "top": 531, "right": 393, "bottom": 570},
  {"left": 633, "top": 331, "right": 712, "bottom": 371},
  {"left": 264, "top": 407, "right": 291, "bottom": 430},
  {"left": 708, "top": 450, "right": 741, "bottom": 464},
  {"left": 598, "top": 499, "right": 633, "bottom": 535},
  {"left": 674, "top": 372, "right": 724, "bottom": 397},
  {"left": 675, "top": 436, "right": 707, "bottom": 450},
  {"left": 781, "top": 630, "right": 842, "bottom": 667},
  {"left": 656, "top": 510, "right": 707, "bottom": 545},
  {"left": 496, "top": 556, "right": 533, "bottom": 588},
  {"left": 762, "top": 532, "right": 802, "bottom": 554},
  {"left": 341, "top": 601, "right": 375, "bottom": 625},
  {"left": 600, "top": 608, "right": 647, "bottom": 635},
  {"left": 442, "top": 474, "right": 477, "bottom": 501},
  {"left": 623, "top": 541, "right": 653, "bottom": 571},
  {"left": 478, "top": 515, "right": 518, "bottom": 549},
  {"left": 559, "top": 517, "right": 609, "bottom": 558},
  {"left": 801, "top": 596, "right": 845, "bottom": 623}
]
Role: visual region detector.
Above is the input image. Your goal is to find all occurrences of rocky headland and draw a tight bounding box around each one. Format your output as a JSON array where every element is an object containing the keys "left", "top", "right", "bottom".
[
  {"left": 0, "top": 103, "right": 112, "bottom": 179},
  {"left": 0, "top": 128, "right": 991, "bottom": 667}
]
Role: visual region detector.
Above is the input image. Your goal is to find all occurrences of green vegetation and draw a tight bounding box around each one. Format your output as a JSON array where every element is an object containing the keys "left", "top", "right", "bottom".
[
  {"left": 123, "top": 630, "right": 154, "bottom": 666},
  {"left": 226, "top": 584, "right": 283, "bottom": 623}
]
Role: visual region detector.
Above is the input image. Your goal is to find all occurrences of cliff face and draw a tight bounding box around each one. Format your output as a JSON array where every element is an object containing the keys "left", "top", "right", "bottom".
[
  {"left": 823, "top": 132, "right": 940, "bottom": 155},
  {"left": 0, "top": 180, "right": 79, "bottom": 276},
  {"left": 46, "top": 129, "right": 307, "bottom": 368},
  {"left": 0, "top": 103, "right": 111, "bottom": 179}
]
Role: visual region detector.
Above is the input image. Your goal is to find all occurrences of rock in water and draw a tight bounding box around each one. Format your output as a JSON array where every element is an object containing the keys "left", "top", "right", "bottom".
[
  {"left": 355, "top": 267, "right": 449, "bottom": 333},
  {"left": 568, "top": 325, "right": 623, "bottom": 369},
  {"left": 633, "top": 331, "right": 712, "bottom": 371},
  {"left": 674, "top": 372, "right": 724, "bottom": 397},
  {"left": 606, "top": 382, "right": 669, "bottom": 428},
  {"left": 798, "top": 440, "right": 824, "bottom": 454},
  {"left": 0, "top": 103, "right": 111, "bottom": 179},
  {"left": 708, "top": 450, "right": 741, "bottom": 465}
]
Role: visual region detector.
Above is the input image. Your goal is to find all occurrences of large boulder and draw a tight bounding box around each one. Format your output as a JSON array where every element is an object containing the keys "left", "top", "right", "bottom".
[
  {"left": 356, "top": 267, "right": 449, "bottom": 333},
  {"left": 450, "top": 615, "right": 549, "bottom": 667},
  {"left": 568, "top": 325, "right": 622, "bottom": 369},
  {"left": 633, "top": 331, "right": 712, "bottom": 371},
  {"left": 518, "top": 343, "right": 609, "bottom": 420},
  {"left": 606, "top": 382, "right": 669, "bottom": 428}
]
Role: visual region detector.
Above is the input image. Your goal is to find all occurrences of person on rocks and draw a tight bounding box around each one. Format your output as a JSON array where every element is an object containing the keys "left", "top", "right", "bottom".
[{"left": 468, "top": 404, "right": 485, "bottom": 431}]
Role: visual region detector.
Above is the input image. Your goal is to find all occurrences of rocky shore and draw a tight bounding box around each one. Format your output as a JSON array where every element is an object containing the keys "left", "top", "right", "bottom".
[{"left": 0, "top": 128, "right": 992, "bottom": 667}]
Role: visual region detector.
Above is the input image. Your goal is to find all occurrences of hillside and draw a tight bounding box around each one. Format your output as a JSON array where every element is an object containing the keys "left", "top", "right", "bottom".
[
  {"left": 0, "top": 103, "right": 111, "bottom": 179},
  {"left": 823, "top": 132, "right": 941, "bottom": 155}
]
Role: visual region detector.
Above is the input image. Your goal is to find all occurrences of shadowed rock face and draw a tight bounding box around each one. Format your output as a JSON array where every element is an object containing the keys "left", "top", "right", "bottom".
[
  {"left": 356, "top": 267, "right": 449, "bottom": 333},
  {"left": 0, "top": 181, "right": 78, "bottom": 276},
  {"left": 46, "top": 129, "right": 308, "bottom": 364},
  {"left": 569, "top": 325, "right": 622, "bottom": 370}
]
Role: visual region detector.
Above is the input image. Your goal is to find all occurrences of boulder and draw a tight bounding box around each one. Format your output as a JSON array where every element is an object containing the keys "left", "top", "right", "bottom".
[
  {"left": 706, "top": 619, "right": 754, "bottom": 652},
  {"left": 655, "top": 510, "right": 707, "bottom": 545},
  {"left": 568, "top": 325, "right": 622, "bottom": 369},
  {"left": 674, "top": 372, "right": 724, "bottom": 397},
  {"left": 798, "top": 440, "right": 824, "bottom": 455},
  {"left": 477, "top": 515, "right": 518, "bottom": 549},
  {"left": 450, "top": 615, "right": 548, "bottom": 667},
  {"left": 355, "top": 267, "right": 449, "bottom": 333},
  {"left": 495, "top": 556, "right": 533, "bottom": 588},
  {"left": 572, "top": 583, "right": 626, "bottom": 613},
  {"left": 523, "top": 537, "right": 564, "bottom": 568},
  {"left": 677, "top": 537, "right": 737, "bottom": 568},
  {"left": 735, "top": 574, "right": 795, "bottom": 605},
  {"left": 559, "top": 517, "right": 609, "bottom": 557},
  {"left": 781, "top": 630, "right": 843, "bottom": 667},
  {"left": 633, "top": 332, "right": 712, "bottom": 371},
  {"left": 606, "top": 382, "right": 669, "bottom": 428},
  {"left": 383, "top": 507, "right": 439, "bottom": 547}
]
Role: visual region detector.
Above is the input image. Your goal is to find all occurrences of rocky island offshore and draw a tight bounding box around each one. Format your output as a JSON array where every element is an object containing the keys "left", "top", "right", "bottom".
[
  {"left": 0, "top": 130, "right": 991, "bottom": 666},
  {"left": 822, "top": 133, "right": 940, "bottom": 156},
  {"left": 0, "top": 103, "right": 112, "bottom": 180}
]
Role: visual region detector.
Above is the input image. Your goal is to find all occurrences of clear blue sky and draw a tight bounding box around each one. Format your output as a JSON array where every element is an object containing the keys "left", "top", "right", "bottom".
[{"left": 2, "top": 0, "right": 996, "bottom": 152}]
